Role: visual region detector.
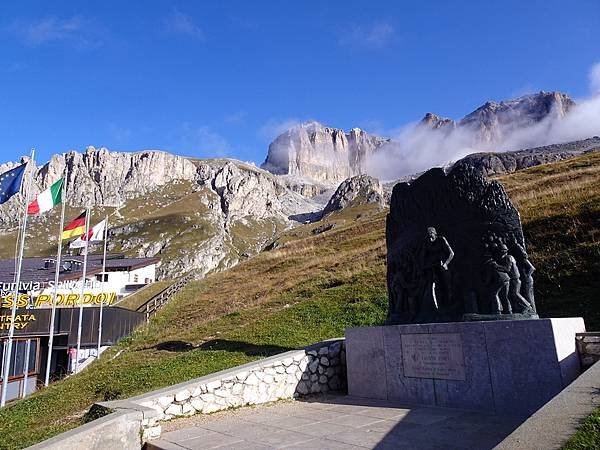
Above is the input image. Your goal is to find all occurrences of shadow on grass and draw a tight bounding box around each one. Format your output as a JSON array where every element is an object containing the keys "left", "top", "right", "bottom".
[
  {"left": 197, "top": 339, "right": 293, "bottom": 357},
  {"left": 153, "top": 341, "right": 196, "bottom": 352},
  {"left": 149, "top": 339, "right": 294, "bottom": 357}
]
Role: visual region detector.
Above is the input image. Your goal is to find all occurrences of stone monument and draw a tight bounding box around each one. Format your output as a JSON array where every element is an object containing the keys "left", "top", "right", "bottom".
[
  {"left": 345, "top": 164, "right": 586, "bottom": 417},
  {"left": 386, "top": 164, "right": 537, "bottom": 325}
]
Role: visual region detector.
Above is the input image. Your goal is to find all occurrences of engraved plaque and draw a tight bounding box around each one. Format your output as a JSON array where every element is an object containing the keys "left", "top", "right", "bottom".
[{"left": 401, "top": 333, "right": 466, "bottom": 381}]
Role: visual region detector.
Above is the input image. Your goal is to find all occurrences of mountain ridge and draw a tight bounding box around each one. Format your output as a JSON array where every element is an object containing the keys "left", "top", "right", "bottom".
[
  {"left": 0, "top": 147, "right": 321, "bottom": 279},
  {"left": 260, "top": 91, "right": 578, "bottom": 183},
  {"left": 0, "top": 90, "right": 595, "bottom": 280}
]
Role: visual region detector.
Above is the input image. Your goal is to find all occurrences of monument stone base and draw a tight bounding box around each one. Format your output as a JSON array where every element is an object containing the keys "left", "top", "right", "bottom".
[{"left": 345, "top": 318, "right": 585, "bottom": 417}]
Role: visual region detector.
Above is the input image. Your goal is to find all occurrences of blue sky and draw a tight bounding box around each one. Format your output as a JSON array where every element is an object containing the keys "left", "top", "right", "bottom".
[{"left": 1, "top": 0, "right": 599, "bottom": 165}]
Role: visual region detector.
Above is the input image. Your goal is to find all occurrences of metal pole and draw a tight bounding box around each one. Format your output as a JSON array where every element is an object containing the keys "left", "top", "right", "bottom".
[
  {"left": 74, "top": 207, "right": 91, "bottom": 374},
  {"left": 0, "top": 341, "right": 6, "bottom": 385},
  {"left": 1, "top": 149, "right": 35, "bottom": 407},
  {"left": 12, "top": 214, "right": 21, "bottom": 278},
  {"left": 44, "top": 171, "right": 67, "bottom": 387},
  {"left": 20, "top": 340, "right": 30, "bottom": 398},
  {"left": 96, "top": 215, "right": 108, "bottom": 359}
]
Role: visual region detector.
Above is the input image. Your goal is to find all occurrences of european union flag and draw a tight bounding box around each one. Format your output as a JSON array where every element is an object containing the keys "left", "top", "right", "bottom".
[{"left": 0, "top": 163, "right": 27, "bottom": 204}]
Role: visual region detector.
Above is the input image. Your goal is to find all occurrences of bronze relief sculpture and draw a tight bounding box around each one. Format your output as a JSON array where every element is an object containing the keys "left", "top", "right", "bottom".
[{"left": 386, "top": 164, "right": 538, "bottom": 325}]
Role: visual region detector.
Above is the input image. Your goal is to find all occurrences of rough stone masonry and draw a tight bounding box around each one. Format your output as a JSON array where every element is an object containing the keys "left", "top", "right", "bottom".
[{"left": 138, "top": 339, "right": 346, "bottom": 440}]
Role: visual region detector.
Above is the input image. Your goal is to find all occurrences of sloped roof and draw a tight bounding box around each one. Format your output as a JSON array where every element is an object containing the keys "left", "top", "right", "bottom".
[{"left": 0, "top": 254, "right": 160, "bottom": 286}]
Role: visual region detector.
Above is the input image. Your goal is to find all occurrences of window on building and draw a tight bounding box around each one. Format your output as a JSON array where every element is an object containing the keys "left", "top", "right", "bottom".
[{"left": 0, "top": 339, "right": 39, "bottom": 380}]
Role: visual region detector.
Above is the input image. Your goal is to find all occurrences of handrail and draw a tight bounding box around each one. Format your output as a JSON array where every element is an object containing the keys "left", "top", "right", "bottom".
[
  {"left": 138, "top": 273, "right": 194, "bottom": 322},
  {"left": 134, "top": 283, "right": 174, "bottom": 312}
]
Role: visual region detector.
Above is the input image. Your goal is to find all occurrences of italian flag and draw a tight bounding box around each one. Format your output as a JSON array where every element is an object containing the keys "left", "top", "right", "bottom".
[{"left": 27, "top": 178, "right": 63, "bottom": 215}]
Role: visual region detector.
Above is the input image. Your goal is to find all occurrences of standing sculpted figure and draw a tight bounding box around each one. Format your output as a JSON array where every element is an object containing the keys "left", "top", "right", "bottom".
[
  {"left": 509, "top": 235, "right": 536, "bottom": 312},
  {"left": 492, "top": 244, "right": 533, "bottom": 313},
  {"left": 420, "top": 227, "right": 454, "bottom": 311}
]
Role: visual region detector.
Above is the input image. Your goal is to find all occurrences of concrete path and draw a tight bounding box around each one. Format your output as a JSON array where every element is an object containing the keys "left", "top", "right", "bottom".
[{"left": 146, "top": 395, "right": 524, "bottom": 450}]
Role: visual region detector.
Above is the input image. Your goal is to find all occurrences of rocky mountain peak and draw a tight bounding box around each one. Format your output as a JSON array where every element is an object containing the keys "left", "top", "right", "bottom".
[
  {"left": 418, "top": 91, "right": 576, "bottom": 145},
  {"left": 460, "top": 91, "right": 574, "bottom": 126},
  {"left": 419, "top": 112, "right": 456, "bottom": 130},
  {"left": 261, "top": 121, "right": 389, "bottom": 184},
  {"left": 322, "top": 174, "right": 385, "bottom": 216}
]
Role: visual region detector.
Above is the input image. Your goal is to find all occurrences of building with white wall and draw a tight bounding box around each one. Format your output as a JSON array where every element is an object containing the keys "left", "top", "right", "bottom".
[{"left": 0, "top": 254, "right": 159, "bottom": 402}]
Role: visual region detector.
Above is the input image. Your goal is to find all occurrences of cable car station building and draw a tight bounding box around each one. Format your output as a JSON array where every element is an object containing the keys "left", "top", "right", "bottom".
[{"left": 0, "top": 254, "right": 159, "bottom": 402}]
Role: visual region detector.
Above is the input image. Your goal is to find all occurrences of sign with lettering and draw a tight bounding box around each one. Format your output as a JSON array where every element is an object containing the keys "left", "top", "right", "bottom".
[
  {"left": 401, "top": 333, "right": 466, "bottom": 381},
  {"left": 0, "top": 313, "right": 36, "bottom": 330},
  {"left": 0, "top": 292, "right": 116, "bottom": 308}
]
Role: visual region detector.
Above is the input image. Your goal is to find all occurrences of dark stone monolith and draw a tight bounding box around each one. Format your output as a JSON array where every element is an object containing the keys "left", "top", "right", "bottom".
[{"left": 386, "top": 164, "right": 537, "bottom": 324}]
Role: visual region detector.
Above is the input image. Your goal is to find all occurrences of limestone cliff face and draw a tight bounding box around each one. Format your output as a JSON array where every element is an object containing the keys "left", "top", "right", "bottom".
[
  {"left": 197, "top": 160, "right": 318, "bottom": 224},
  {"left": 0, "top": 146, "right": 198, "bottom": 227},
  {"left": 0, "top": 148, "right": 320, "bottom": 279},
  {"left": 57, "top": 147, "right": 199, "bottom": 206},
  {"left": 261, "top": 121, "right": 389, "bottom": 184}
]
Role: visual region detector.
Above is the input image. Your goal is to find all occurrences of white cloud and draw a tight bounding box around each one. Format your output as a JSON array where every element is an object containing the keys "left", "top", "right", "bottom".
[
  {"left": 5, "top": 16, "right": 98, "bottom": 48},
  {"left": 165, "top": 9, "right": 205, "bottom": 40},
  {"left": 179, "top": 123, "right": 231, "bottom": 156},
  {"left": 259, "top": 118, "right": 301, "bottom": 141},
  {"left": 339, "top": 22, "right": 395, "bottom": 49},
  {"left": 589, "top": 62, "right": 600, "bottom": 95},
  {"left": 366, "top": 63, "right": 600, "bottom": 181}
]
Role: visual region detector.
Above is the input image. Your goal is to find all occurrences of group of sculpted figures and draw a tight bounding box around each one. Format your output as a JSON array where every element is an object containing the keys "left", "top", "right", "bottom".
[
  {"left": 481, "top": 230, "right": 536, "bottom": 315},
  {"left": 388, "top": 226, "right": 537, "bottom": 323}
]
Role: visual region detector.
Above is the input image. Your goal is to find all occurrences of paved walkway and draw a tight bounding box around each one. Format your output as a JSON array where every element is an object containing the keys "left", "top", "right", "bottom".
[{"left": 146, "top": 395, "right": 524, "bottom": 450}]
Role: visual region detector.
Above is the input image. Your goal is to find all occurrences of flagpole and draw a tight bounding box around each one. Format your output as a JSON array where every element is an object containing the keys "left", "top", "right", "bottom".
[
  {"left": 74, "top": 207, "right": 91, "bottom": 375},
  {"left": 12, "top": 215, "right": 21, "bottom": 279},
  {"left": 96, "top": 215, "right": 108, "bottom": 359},
  {"left": 1, "top": 149, "right": 35, "bottom": 407},
  {"left": 44, "top": 169, "right": 68, "bottom": 387}
]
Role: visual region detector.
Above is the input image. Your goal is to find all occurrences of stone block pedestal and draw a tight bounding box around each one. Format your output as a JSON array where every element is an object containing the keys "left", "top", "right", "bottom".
[{"left": 345, "top": 318, "right": 585, "bottom": 416}]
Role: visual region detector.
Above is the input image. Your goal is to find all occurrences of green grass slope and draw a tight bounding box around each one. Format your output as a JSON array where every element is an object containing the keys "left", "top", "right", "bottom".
[
  {"left": 0, "top": 152, "right": 598, "bottom": 449},
  {"left": 563, "top": 406, "right": 600, "bottom": 450}
]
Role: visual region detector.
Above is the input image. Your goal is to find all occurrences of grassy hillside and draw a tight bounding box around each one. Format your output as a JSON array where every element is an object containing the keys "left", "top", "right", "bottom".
[
  {"left": 0, "top": 180, "right": 201, "bottom": 261},
  {"left": 0, "top": 152, "right": 598, "bottom": 449},
  {"left": 0, "top": 204, "right": 387, "bottom": 450}
]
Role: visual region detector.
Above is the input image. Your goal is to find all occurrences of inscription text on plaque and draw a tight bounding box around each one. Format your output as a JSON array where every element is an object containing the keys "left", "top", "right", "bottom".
[{"left": 401, "top": 333, "right": 466, "bottom": 381}]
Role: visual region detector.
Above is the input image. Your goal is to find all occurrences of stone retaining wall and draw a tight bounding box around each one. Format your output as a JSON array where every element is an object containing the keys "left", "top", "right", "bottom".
[
  {"left": 28, "top": 407, "right": 145, "bottom": 450},
  {"left": 132, "top": 339, "right": 346, "bottom": 440},
  {"left": 27, "top": 339, "right": 346, "bottom": 448},
  {"left": 576, "top": 332, "right": 600, "bottom": 369}
]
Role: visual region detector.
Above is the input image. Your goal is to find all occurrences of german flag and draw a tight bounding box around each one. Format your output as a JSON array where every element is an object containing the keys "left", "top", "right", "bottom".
[{"left": 62, "top": 211, "right": 87, "bottom": 240}]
